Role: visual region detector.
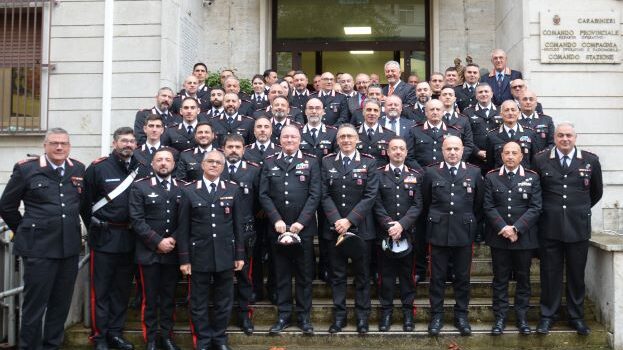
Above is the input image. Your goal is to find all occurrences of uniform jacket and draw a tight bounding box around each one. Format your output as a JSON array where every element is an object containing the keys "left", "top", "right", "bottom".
[
  {"left": 129, "top": 176, "right": 182, "bottom": 265},
  {"left": 289, "top": 90, "right": 312, "bottom": 112},
  {"left": 422, "top": 161, "right": 484, "bottom": 246},
  {"left": 373, "top": 164, "right": 423, "bottom": 238},
  {"left": 454, "top": 83, "right": 479, "bottom": 111},
  {"left": 243, "top": 142, "right": 281, "bottom": 168},
  {"left": 161, "top": 123, "right": 199, "bottom": 152},
  {"left": 175, "top": 146, "right": 215, "bottom": 182},
  {"left": 81, "top": 153, "right": 151, "bottom": 253},
  {"left": 484, "top": 166, "right": 542, "bottom": 250},
  {"left": 252, "top": 106, "right": 305, "bottom": 125},
  {"left": 321, "top": 151, "right": 379, "bottom": 240},
  {"left": 133, "top": 144, "right": 179, "bottom": 175},
  {"left": 312, "top": 90, "right": 350, "bottom": 126},
  {"left": 222, "top": 160, "right": 261, "bottom": 239},
  {"left": 300, "top": 124, "right": 337, "bottom": 159},
  {"left": 209, "top": 113, "right": 255, "bottom": 148},
  {"left": 259, "top": 151, "right": 321, "bottom": 238},
  {"left": 0, "top": 155, "right": 85, "bottom": 258},
  {"left": 268, "top": 117, "right": 303, "bottom": 145},
  {"left": 404, "top": 103, "right": 427, "bottom": 123},
  {"left": 406, "top": 121, "right": 461, "bottom": 166},
  {"left": 443, "top": 111, "right": 475, "bottom": 160},
  {"left": 170, "top": 93, "right": 210, "bottom": 115},
  {"left": 533, "top": 147, "right": 603, "bottom": 242},
  {"left": 133, "top": 107, "right": 181, "bottom": 145},
  {"left": 177, "top": 179, "right": 246, "bottom": 272},
  {"left": 518, "top": 112, "right": 555, "bottom": 152},
  {"left": 356, "top": 124, "right": 396, "bottom": 167},
  {"left": 486, "top": 123, "right": 538, "bottom": 169}
]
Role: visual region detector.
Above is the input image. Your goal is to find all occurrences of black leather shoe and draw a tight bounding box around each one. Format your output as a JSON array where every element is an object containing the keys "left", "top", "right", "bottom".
[
  {"left": 298, "top": 317, "right": 314, "bottom": 335},
  {"left": 517, "top": 319, "right": 531, "bottom": 335},
  {"left": 403, "top": 311, "right": 414, "bottom": 332},
  {"left": 569, "top": 319, "right": 591, "bottom": 335},
  {"left": 356, "top": 318, "right": 369, "bottom": 334},
  {"left": 454, "top": 317, "right": 472, "bottom": 336},
  {"left": 428, "top": 314, "right": 443, "bottom": 336},
  {"left": 536, "top": 318, "right": 554, "bottom": 335},
  {"left": 211, "top": 345, "right": 232, "bottom": 350},
  {"left": 107, "top": 336, "right": 134, "bottom": 350},
  {"left": 95, "top": 342, "right": 109, "bottom": 350},
  {"left": 145, "top": 341, "right": 156, "bottom": 350},
  {"left": 490, "top": 318, "right": 506, "bottom": 336},
  {"left": 378, "top": 313, "right": 392, "bottom": 332},
  {"left": 161, "top": 338, "right": 180, "bottom": 350},
  {"left": 328, "top": 318, "right": 346, "bottom": 333},
  {"left": 239, "top": 314, "right": 254, "bottom": 335},
  {"left": 269, "top": 318, "right": 291, "bottom": 335}
]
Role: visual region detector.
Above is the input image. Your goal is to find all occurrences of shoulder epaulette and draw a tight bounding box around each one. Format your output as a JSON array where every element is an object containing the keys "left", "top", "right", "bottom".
[
  {"left": 522, "top": 125, "right": 535, "bottom": 131},
  {"left": 465, "top": 162, "right": 481, "bottom": 169},
  {"left": 581, "top": 149, "right": 598, "bottom": 157},
  {"left": 446, "top": 124, "right": 460, "bottom": 131},
  {"left": 68, "top": 157, "right": 84, "bottom": 166},
  {"left": 184, "top": 180, "right": 197, "bottom": 187},
  {"left": 414, "top": 122, "right": 425, "bottom": 127},
  {"left": 264, "top": 154, "right": 277, "bottom": 160},
  {"left": 241, "top": 115, "right": 254, "bottom": 120},
  {"left": 376, "top": 165, "right": 385, "bottom": 170},
  {"left": 244, "top": 144, "right": 253, "bottom": 149},
  {"left": 536, "top": 148, "right": 549, "bottom": 155},
  {"left": 326, "top": 124, "right": 337, "bottom": 130},
  {"left": 138, "top": 108, "right": 149, "bottom": 112},
  {"left": 134, "top": 176, "right": 149, "bottom": 183},
  {"left": 227, "top": 180, "right": 237, "bottom": 185},
  {"left": 91, "top": 156, "right": 108, "bottom": 165},
  {"left": 323, "top": 152, "right": 337, "bottom": 159},
  {"left": 380, "top": 126, "right": 393, "bottom": 133},
  {"left": 487, "top": 168, "right": 500, "bottom": 174},
  {"left": 181, "top": 148, "right": 194, "bottom": 153},
  {"left": 361, "top": 153, "right": 375, "bottom": 159},
  {"left": 525, "top": 169, "right": 538, "bottom": 174},
  {"left": 427, "top": 162, "right": 442, "bottom": 168},
  {"left": 17, "top": 156, "right": 38, "bottom": 165},
  {"left": 246, "top": 161, "right": 260, "bottom": 167},
  {"left": 303, "top": 152, "right": 317, "bottom": 158}
]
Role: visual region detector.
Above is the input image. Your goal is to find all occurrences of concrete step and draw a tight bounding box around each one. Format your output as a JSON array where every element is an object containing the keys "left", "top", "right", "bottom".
[
  {"left": 63, "top": 319, "right": 610, "bottom": 349},
  {"left": 123, "top": 297, "right": 593, "bottom": 324}
]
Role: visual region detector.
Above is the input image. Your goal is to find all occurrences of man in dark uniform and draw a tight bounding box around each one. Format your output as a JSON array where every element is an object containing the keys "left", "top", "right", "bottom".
[
  {"left": 210, "top": 92, "right": 255, "bottom": 148},
  {"left": 177, "top": 150, "right": 246, "bottom": 350},
  {"left": 171, "top": 75, "right": 210, "bottom": 115},
  {"left": 223, "top": 76, "right": 255, "bottom": 116},
  {"left": 81, "top": 127, "right": 151, "bottom": 350},
  {"left": 133, "top": 87, "right": 180, "bottom": 145},
  {"left": 462, "top": 83, "right": 501, "bottom": 173},
  {"left": 290, "top": 71, "right": 312, "bottom": 112},
  {"left": 301, "top": 98, "right": 337, "bottom": 282},
  {"left": 486, "top": 100, "right": 538, "bottom": 170},
  {"left": 404, "top": 82, "right": 432, "bottom": 123},
  {"left": 373, "top": 136, "right": 422, "bottom": 332},
  {"left": 134, "top": 115, "right": 181, "bottom": 168},
  {"left": 259, "top": 125, "right": 321, "bottom": 335},
  {"left": 191, "top": 63, "right": 211, "bottom": 98},
  {"left": 484, "top": 141, "right": 542, "bottom": 336},
  {"left": 314, "top": 72, "right": 350, "bottom": 126},
  {"left": 0, "top": 128, "right": 85, "bottom": 350},
  {"left": 454, "top": 63, "right": 481, "bottom": 111},
  {"left": 253, "top": 84, "right": 305, "bottom": 124},
  {"left": 265, "top": 96, "right": 303, "bottom": 144},
  {"left": 162, "top": 97, "right": 202, "bottom": 153},
  {"left": 510, "top": 79, "right": 544, "bottom": 114},
  {"left": 321, "top": 124, "right": 379, "bottom": 334},
  {"left": 440, "top": 87, "right": 475, "bottom": 160},
  {"left": 243, "top": 116, "right": 280, "bottom": 300},
  {"left": 356, "top": 99, "right": 395, "bottom": 168},
  {"left": 382, "top": 60, "right": 416, "bottom": 106},
  {"left": 202, "top": 88, "right": 225, "bottom": 119},
  {"left": 175, "top": 122, "right": 216, "bottom": 182},
  {"left": 534, "top": 122, "right": 603, "bottom": 335},
  {"left": 349, "top": 84, "right": 384, "bottom": 127},
  {"left": 128, "top": 148, "right": 182, "bottom": 350},
  {"left": 423, "top": 136, "right": 484, "bottom": 336},
  {"left": 221, "top": 134, "right": 261, "bottom": 335},
  {"left": 380, "top": 95, "right": 415, "bottom": 138},
  {"left": 518, "top": 90, "right": 555, "bottom": 152}
]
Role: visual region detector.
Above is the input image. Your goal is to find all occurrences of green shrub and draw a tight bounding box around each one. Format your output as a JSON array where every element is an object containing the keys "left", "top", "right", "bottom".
[{"left": 205, "top": 72, "right": 253, "bottom": 95}]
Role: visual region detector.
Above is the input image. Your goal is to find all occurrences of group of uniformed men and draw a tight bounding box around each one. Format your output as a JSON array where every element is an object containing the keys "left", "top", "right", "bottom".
[{"left": 0, "top": 49, "right": 604, "bottom": 350}]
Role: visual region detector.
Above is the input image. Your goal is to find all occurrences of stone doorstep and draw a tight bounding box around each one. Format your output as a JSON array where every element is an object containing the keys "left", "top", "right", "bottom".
[{"left": 590, "top": 233, "right": 623, "bottom": 252}]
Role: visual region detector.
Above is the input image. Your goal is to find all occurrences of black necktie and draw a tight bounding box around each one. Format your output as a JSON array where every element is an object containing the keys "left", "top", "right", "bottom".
[
  {"left": 276, "top": 123, "right": 282, "bottom": 133},
  {"left": 187, "top": 125, "right": 193, "bottom": 135},
  {"left": 284, "top": 155, "right": 293, "bottom": 163},
  {"left": 508, "top": 129, "right": 515, "bottom": 139},
  {"left": 56, "top": 167, "right": 64, "bottom": 177},
  {"left": 229, "top": 164, "right": 236, "bottom": 174},
  {"left": 561, "top": 155, "right": 570, "bottom": 171},
  {"left": 125, "top": 162, "right": 131, "bottom": 172},
  {"left": 497, "top": 73, "right": 504, "bottom": 87},
  {"left": 393, "top": 167, "right": 401, "bottom": 178},
  {"left": 259, "top": 144, "right": 266, "bottom": 154},
  {"left": 343, "top": 156, "right": 351, "bottom": 169},
  {"left": 227, "top": 117, "right": 234, "bottom": 125},
  {"left": 367, "top": 128, "right": 374, "bottom": 140},
  {"left": 449, "top": 166, "right": 457, "bottom": 178},
  {"left": 150, "top": 147, "right": 157, "bottom": 154},
  {"left": 161, "top": 113, "right": 168, "bottom": 123},
  {"left": 482, "top": 107, "right": 489, "bottom": 117},
  {"left": 209, "top": 182, "right": 217, "bottom": 194},
  {"left": 468, "top": 86, "right": 474, "bottom": 93},
  {"left": 310, "top": 128, "right": 317, "bottom": 142},
  {"left": 444, "top": 113, "right": 451, "bottom": 120},
  {"left": 160, "top": 179, "right": 169, "bottom": 191},
  {"left": 507, "top": 171, "right": 515, "bottom": 181},
  {"left": 432, "top": 126, "right": 439, "bottom": 134}
]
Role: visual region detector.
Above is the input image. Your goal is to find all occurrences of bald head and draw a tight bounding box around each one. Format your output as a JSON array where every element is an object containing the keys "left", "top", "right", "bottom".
[{"left": 442, "top": 136, "right": 464, "bottom": 165}]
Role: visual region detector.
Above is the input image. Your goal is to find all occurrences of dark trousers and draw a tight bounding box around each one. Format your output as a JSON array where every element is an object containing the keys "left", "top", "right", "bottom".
[
  {"left": 490, "top": 248, "right": 533, "bottom": 320},
  {"left": 414, "top": 217, "right": 428, "bottom": 277},
  {"left": 189, "top": 269, "right": 234, "bottom": 348},
  {"left": 378, "top": 250, "right": 416, "bottom": 315},
  {"left": 539, "top": 239, "right": 589, "bottom": 320},
  {"left": 429, "top": 244, "right": 472, "bottom": 317},
  {"left": 90, "top": 250, "right": 134, "bottom": 343},
  {"left": 271, "top": 234, "right": 314, "bottom": 320},
  {"left": 252, "top": 217, "right": 270, "bottom": 298},
  {"left": 328, "top": 238, "right": 372, "bottom": 321},
  {"left": 137, "top": 263, "right": 178, "bottom": 342},
  {"left": 236, "top": 235, "right": 255, "bottom": 317},
  {"left": 19, "top": 255, "right": 78, "bottom": 350}
]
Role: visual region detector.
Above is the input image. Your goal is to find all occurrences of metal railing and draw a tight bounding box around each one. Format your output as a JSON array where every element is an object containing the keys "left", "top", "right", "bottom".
[{"left": 0, "top": 220, "right": 91, "bottom": 346}]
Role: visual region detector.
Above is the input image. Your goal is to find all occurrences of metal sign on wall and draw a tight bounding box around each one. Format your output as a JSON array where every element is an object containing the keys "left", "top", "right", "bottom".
[{"left": 540, "top": 9, "right": 621, "bottom": 64}]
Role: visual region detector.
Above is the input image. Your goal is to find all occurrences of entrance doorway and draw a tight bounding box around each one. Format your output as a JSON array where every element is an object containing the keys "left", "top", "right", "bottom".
[{"left": 272, "top": 0, "right": 429, "bottom": 83}]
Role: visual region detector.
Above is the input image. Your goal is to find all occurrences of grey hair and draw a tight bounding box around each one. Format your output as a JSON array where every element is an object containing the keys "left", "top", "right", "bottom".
[
  {"left": 384, "top": 60, "right": 401, "bottom": 70},
  {"left": 555, "top": 121, "right": 576, "bottom": 134},
  {"left": 44, "top": 127, "right": 69, "bottom": 142}
]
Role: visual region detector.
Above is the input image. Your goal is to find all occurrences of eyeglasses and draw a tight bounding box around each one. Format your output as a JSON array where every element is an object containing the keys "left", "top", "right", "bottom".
[
  {"left": 46, "top": 141, "right": 70, "bottom": 147},
  {"left": 511, "top": 85, "right": 525, "bottom": 89},
  {"left": 117, "top": 138, "right": 136, "bottom": 144},
  {"left": 203, "top": 159, "right": 224, "bottom": 165}
]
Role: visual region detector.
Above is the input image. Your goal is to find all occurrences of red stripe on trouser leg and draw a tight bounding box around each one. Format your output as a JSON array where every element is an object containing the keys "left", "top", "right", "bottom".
[
  {"left": 187, "top": 278, "right": 197, "bottom": 348},
  {"left": 247, "top": 256, "right": 254, "bottom": 318},
  {"left": 89, "top": 249, "right": 100, "bottom": 342},
  {"left": 138, "top": 265, "right": 148, "bottom": 343}
]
